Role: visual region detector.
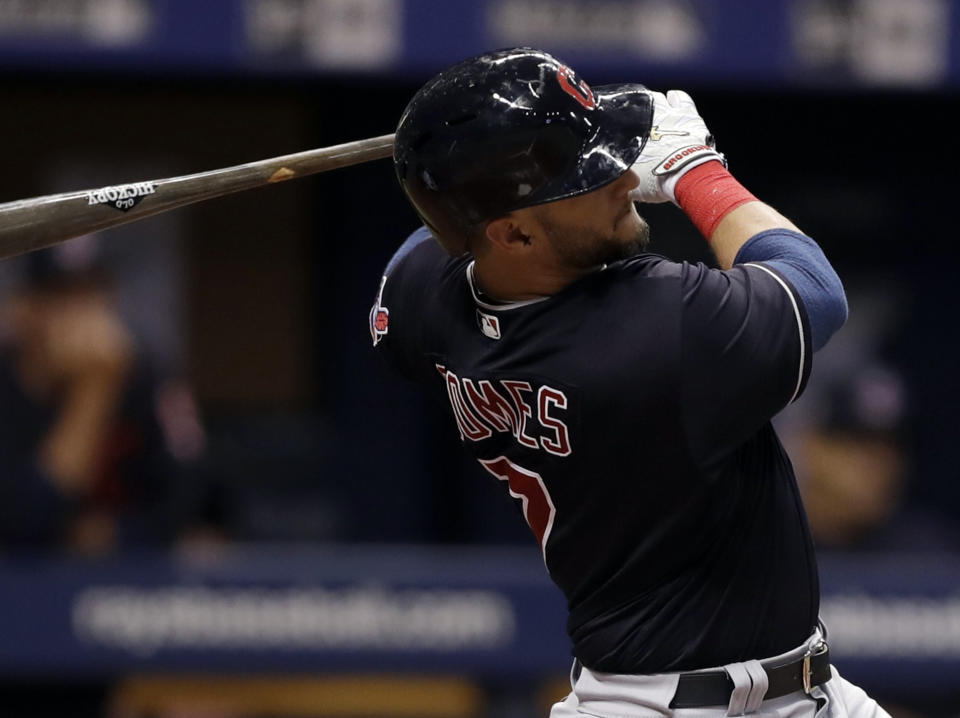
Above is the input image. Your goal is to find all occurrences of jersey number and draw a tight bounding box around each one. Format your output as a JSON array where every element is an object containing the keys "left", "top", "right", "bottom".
[{"left": 479, "top": 456, "right": 556, "bottom": 562}]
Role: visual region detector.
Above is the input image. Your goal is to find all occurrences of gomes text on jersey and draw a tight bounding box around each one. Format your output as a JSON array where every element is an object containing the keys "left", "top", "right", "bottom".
[
  {"left": 434, "top": 364, "right": 576, "bottom": 562},
  {"left": 435, "top": 364, "right": 572, "bottom": 457}
]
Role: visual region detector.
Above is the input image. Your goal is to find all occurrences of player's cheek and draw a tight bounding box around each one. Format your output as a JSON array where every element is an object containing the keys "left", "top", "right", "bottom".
[{"left": 622, "top": 204, "right": 642, "bottom": 229}]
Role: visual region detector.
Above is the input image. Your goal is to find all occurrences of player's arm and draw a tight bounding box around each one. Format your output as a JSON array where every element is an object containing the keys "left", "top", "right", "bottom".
[
  {"left": 630, "top": 89, "right": 793, "bottom": 268},
  {"left": 667, "top": 154, "right": 805, "bottom": 272},
  {"left": 669, "top": 184, "right": 847, "bottom": 463},
  {"left": 632, "top": 90, "right": 846, "bottom": 352},
  {"left": 688, "top": 185, "right": 798, "bottom": 271},
  {"left": 675, "top": 164, "right": 847, "bottom": 352},
  {"left": 676, "top": 258, "right": 815, "bottom": 468}
]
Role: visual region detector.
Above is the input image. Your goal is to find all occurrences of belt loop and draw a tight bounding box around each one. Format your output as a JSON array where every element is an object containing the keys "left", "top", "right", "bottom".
[
  {"left": 723, "top": 662, "right": 752, "bottom": 716},
  {"left": 743, "top": 660, "right": 768, "bottom": 713},
  {"left": 817, "top": 617, "right": 830, "bottom": 642}
]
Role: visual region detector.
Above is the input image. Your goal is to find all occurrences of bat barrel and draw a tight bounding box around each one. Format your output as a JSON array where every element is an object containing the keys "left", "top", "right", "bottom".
[{"left": 0, "top": 133, "right": 396, "bottom": 260}]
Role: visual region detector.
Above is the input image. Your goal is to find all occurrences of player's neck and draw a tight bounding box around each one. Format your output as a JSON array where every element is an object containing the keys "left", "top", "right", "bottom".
[{"left": 472, "top": 255, "right": 588, "bottom": 301}]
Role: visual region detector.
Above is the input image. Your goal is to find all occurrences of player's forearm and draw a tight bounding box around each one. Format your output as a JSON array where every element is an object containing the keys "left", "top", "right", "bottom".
[
  {"left": 673, "top": 161, "right": 800, "bottom": 270},
  {"left": 707, "top": 201, "right": 801, "bottom": 270}
]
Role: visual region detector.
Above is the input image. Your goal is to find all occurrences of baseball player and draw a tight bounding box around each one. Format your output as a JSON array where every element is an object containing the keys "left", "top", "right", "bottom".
[{"left": 371, "top": 48, "right": 888, "bottom": 717}]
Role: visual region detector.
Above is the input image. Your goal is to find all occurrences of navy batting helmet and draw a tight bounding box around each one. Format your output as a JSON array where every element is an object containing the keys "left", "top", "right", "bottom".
[{"left": 393, "top": 48, "right": 654, "bottom": 256}]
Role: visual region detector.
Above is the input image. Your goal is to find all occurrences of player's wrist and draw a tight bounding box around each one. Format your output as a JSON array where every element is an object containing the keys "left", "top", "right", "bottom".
[
  {"left": 674, "top": 161, "right": 757, "bottom": 240},
  {"left": 660, "top": 152, "right": 725, "bottom": 204}
]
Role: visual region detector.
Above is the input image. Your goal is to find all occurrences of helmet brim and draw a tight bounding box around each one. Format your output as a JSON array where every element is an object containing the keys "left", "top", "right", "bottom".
[{"left": 538, "top": 83, "right": 652, "bottom": 207}]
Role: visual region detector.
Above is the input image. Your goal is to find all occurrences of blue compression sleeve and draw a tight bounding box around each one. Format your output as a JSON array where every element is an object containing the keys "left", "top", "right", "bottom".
[{"left": 734, "top": 229, "right": 847, "bottom": 351}]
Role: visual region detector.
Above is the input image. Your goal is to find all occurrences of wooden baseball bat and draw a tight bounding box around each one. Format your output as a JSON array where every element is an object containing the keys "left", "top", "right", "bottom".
[{"left": 0, "top": 133, "right": 396, "bottom": 260}]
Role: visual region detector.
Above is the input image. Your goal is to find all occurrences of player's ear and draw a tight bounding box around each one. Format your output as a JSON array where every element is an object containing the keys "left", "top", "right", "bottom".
[{"left": 486, "top": 215, "right": 534, "bottom": 252}]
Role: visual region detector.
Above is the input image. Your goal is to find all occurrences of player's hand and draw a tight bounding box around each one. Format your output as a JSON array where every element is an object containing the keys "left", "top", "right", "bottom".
[{"left": 630, "top": 90, "right": 725, "bottom": 205}]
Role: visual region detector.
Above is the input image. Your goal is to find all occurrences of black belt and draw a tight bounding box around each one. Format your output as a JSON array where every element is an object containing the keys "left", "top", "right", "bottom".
[{"left": 669, "top": 643, "right": 832, "bottom": 709}]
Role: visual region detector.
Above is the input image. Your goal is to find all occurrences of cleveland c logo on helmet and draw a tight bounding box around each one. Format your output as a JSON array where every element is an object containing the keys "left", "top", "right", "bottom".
[{"left": 557, "top": 66, "right": 596, "bottom": 110}]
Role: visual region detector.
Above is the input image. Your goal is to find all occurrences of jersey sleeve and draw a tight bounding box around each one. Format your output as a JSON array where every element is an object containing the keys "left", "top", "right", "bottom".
[
  {"left": 680, "top": 261, "right": 812, "bottom": 469},
  {"left": 369, "top": 226, "right": 447, "bottom": 382}
]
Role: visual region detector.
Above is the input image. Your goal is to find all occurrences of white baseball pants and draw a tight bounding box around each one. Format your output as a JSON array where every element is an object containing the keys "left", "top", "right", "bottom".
[{"left": 549, "top": 629, "right": 890, "bottom": 718}]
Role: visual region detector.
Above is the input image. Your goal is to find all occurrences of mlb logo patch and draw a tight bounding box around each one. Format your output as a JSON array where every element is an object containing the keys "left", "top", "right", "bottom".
[
  {"left": 370, "top": 275, "right": 390, "bottom": 346},
  {"left": 477, "top": 310, "right": 501, "bottom": 340}
]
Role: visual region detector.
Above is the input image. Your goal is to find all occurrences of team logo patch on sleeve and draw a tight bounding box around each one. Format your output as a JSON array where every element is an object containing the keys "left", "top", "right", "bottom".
[{"left": 369, "top": 275, "right": 390, "bottom": 346}]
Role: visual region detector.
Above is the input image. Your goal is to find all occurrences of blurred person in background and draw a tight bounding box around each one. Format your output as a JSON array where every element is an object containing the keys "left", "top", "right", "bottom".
[
  {"left": 789, "top": 364, "right": 960, "bottom": 553},
  {"left": 0, "top": 236, "right": 205, "bottom": 555}
]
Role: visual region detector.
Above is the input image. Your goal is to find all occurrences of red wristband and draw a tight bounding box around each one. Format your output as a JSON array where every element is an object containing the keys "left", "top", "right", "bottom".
[{"left": 674, "top": 161, "right": 757, "bottom": 240}]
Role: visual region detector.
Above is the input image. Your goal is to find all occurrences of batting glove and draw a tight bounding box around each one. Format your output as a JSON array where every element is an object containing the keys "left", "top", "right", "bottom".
[{"left": 630, "top": 90, "right": 725, "bottom": 205}]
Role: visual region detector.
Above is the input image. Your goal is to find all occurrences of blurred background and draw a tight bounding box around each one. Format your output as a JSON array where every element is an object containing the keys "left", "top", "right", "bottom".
[{"left": 0, "top": 0, "right": 958, "bottom": 716}]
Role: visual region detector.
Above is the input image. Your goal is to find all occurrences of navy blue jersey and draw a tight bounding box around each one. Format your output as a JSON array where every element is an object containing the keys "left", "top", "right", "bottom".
[{"left": 371, "top": 227, "right": 816, "bottom": 673}]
